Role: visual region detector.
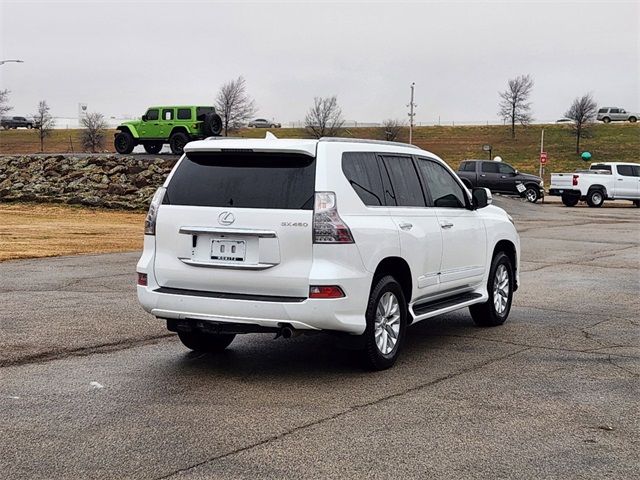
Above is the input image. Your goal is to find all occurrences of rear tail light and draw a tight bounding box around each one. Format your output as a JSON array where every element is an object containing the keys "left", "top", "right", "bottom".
[
  {"left": 309, "top": 285, "right": 345, "bottom": 299},
  {"left": 137, "top": 272, "right": 148, "bottom": 286},
  {"left": 572, "top": 175, "right": 579, "bottom": 186},
  {"left": 313, "top": 192, "right": 354, "bottom": 244},
  {"left": 144, "top": 187, "right": 166, "bottom": 235}
]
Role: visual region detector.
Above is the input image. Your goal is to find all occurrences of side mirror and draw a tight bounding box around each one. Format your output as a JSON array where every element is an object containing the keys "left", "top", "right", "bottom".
[
  {"left": 141, "top": 115, "right": 147, "bottom": 121},
  {"left": 513, "top": 170, "right": 519, "bottom": 175},
  {"left": 472, "top": 187, "right": 492, "bottom": 209}
]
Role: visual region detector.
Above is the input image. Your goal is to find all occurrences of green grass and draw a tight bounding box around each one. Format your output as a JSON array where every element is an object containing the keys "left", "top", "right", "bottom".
[{"left": 1, "top": 123, "right": 637, "bottom": 184}]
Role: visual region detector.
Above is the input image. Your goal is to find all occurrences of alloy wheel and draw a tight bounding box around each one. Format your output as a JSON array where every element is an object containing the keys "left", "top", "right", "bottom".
[
  {"left": 493, "top": 264, "right": 510, "bottom": 314},
  {"left": 375, "top": 292, "right": 401, "bottom": 355}
]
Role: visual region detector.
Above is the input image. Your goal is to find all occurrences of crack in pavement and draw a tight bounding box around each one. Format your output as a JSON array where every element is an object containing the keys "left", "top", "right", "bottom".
[
  {"left": 0, "top": 334, "right": 175, "bottom": 368},
  {"left": 0, "top": 272, "right": 132, "bottom": 293},
  {"left": 154, "top": 347, "right": 531, "bottom": 480}
]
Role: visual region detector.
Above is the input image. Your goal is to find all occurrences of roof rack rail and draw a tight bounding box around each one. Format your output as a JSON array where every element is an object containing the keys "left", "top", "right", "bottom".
[
  {"left": 318, "top": 137, "right": 419, "bottom": 149},
  {"left": 204, "top": 136, "right": 245, "bottom": 140}
]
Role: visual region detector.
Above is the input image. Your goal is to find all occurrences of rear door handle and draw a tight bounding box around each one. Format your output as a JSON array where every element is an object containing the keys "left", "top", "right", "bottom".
[
  {"left": 440, "top": 221, "right": 454, "bottom": 229},
  {"left": 399, "top": 222, "right": 413, "bottom": 230},
  {"left": 480, "top": 174, "right": 486, "bottom": 177}
]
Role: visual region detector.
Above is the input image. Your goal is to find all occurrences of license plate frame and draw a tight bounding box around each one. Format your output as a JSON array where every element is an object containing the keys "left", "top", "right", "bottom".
[{"left": 210, "top": 239, "right": 246, "bottom": 262}]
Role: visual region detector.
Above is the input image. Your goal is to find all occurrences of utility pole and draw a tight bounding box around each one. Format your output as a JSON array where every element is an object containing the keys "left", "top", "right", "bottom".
[{"left": 407, "top": 82, "right": 416, "bottom": 144}]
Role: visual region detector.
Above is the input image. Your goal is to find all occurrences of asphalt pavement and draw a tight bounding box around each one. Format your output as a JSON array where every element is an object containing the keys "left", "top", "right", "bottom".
[{"left": 1, "top": 196, "right": 638, "bottom": 479}]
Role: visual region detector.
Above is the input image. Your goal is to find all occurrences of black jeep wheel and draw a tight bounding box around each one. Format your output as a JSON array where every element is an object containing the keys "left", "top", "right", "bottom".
[
  {"left": 202, "top": 113, "right": 223, "bottom": 137},
  {"left": 169, "top": 131, "right": 190, "bottom": 155},
  {"left": 143, "top": 141, "right": 163, "bottom": 155},
  {"left": 561, "top": 194, "right": 580, "bottom": 207},
  {"left": 114, "top": 131, "right": 135, "bottom": 154}
]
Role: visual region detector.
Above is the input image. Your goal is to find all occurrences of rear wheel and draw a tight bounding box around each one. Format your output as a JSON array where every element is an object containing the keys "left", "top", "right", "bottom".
[
  {"left": 561, "top": 194, "right": 579, "bottom": 207},
  {"left": 469, "top": 251, "right": 513, "bottom": 327},
  {"left": 169, "top": 131, "right": 190, "bottom": 155},
  {"left": 602, "top": 117, "right": 611, "bottom": 123},
  {"left": 26, "top": 123, "right": 33, "bottom": 129},
  {"left": 586, "top": 189, "right": 604, "bottom": 208},
  {"left": 633, "top": 200, "right": 640, "bottom": 208},
  {"left": 143, "top": 141, "right": 163, "bottom": 154},
  {"left": 177, "top": 331, "right": 235, "bottom": 353},
  {"left": 360, "top": 275, "right": 407, "bottom": 370},
  {"left": 629, "top": 117, "right": 637, "bottom": 123},
  {"left": 114, "top": 131, "right": 135, "bottom": 154}
]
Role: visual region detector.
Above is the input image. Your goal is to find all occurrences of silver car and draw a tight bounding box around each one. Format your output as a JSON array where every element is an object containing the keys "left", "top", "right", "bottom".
[
  {"left": 247, "top": 118, "right": 281, "bottom": 128},
  {"left": 597, "top": 107, "right": 638, "bottom": 123}
]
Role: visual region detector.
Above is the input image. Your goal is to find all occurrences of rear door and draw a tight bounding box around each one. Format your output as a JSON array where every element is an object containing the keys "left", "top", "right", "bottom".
[
  {"left": 614, "top": 165, "right": 640, "bottom": 198},
  {"left": 158, "top": 108, "right": 175, "bottom": 138},
  {"left": 379, "top": 154, "right": 442, "bottom": 298},
  {"left": 479, "top": 161, "right": 501, "bottom": 190},
  {"left": 154, "top": 151, "right": 316, "bottom": 298}
]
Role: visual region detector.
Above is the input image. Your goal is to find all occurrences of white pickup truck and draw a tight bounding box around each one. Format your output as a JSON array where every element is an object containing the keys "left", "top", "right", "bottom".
[{"left": 549, "top": 162, "right": 640, "bottom": 208}]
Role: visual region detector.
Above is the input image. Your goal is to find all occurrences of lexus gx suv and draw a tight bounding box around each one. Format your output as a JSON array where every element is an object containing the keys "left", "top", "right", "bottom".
[{"left": 137, "top": 137, "right": 520, "bottom": 370}]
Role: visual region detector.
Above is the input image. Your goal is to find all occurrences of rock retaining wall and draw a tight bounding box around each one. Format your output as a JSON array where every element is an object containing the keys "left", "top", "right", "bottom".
[{"left": 0, "top": 155, "right": 178, "bottom": 209}]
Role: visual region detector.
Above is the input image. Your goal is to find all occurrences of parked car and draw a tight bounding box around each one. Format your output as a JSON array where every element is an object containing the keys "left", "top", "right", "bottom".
[
  {"left": 137, "top": 136, "right": 520, "bottom": 370},
  {"left": 1, "top": 116, "right": 37, "bottom": 129},
  {"left": 596, "top": 107, "right": 638, "bottom": 123},
  {"left": 114, "top": 105, "right": 223, "bottom": 155},
  {"left": 555, "top": 118, "right": 575, "bottom": 124},
  {"left": 549, "top": 162, "right": 640, "bottom": 207},
  {"left": 457, "top": 159, "right": 544, "bottom": 203},
  {"left": 247, "top": 118, "right": 281, "bottom": 128}
]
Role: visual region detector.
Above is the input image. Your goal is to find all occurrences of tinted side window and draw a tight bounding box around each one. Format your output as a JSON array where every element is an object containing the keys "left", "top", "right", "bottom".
[
  {"left": 617, "top": 165, "right": 636, "bottom": 177},
  {"left": 380, "top": 156, "right": 426, "bottom": 207},
  {"left": 177, "top": 108, "right": 191, "bottom": 120},
  {"left": 498, "top": 163, "right": 515, "bottom": 174},
  {"left": 633, "top": 166, "right": 640, "bottom": 177},
  {"left": 146, "top": 109, "right": 159, "bottom": 121},
  {"left": 165, "top": 152, "right": 316, "bottom": 209},
  {"left": 598, "top": 108, "right": 608, "bottom": 113},
  {"left": 610, "top": 108, "right": 620, "bottom": 113},
  {"left": 481, "top": 162, "right": 500, "bottom": 173},
  {"left": 162, "top": 109, "right": 174, "bottom": 120},
  {"left": 417, "top": 159, "right": 467, "bottom": 209},
  {"left": 342, "top": 152, "right": 385, "bottom": 206},
  {"left": 459, "top": 162, "right": 475, "bottom": 172}
]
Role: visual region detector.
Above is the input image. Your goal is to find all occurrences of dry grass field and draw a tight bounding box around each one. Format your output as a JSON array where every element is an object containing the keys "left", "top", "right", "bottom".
[{"left": 0, "top": 203, "right": 145, "bottom": 261}]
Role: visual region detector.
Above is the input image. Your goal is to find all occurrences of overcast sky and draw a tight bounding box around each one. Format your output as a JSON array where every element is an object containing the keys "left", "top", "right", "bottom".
[{"left": 1, "top": 0, "right": 638, "bottom": 124}]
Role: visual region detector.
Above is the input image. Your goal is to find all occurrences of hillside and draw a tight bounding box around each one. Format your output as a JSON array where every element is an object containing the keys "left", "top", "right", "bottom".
[{"left": 1, "top": 123, "right": 637, "bottom": 183}]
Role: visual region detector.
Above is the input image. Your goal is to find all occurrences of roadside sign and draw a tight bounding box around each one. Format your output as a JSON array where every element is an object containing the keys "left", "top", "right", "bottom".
[
  {"left": 540, "top": 151, "right": 548, "bottom": 165},
  {"left": 482, "top": 144, "right": 492, "bottom": 152}
]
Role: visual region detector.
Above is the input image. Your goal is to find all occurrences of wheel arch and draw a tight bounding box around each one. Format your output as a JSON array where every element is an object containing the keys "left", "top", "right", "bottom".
[
  {"left": 372, "top": 257, "right": 413, "bottom": 304},
  {"left": 493, "top": 240, "right": 518, "bottom": 292},
  {"left": 116, "top": 125, "right": 139, "bottom": 138},
  {"left": 587, "top": 184, "right": 608, "bottom": 197},
  {"left": 169, "top": 126, "right": 190, "bottom": 138}
]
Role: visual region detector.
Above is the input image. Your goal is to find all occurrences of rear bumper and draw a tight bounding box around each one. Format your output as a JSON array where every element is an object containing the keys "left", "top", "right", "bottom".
[
  {"left": 137, "top": 283, "right": 368, "bottom": 334},
  {"left": 548, "top": 188, "right": 580, "bottom": 197}
]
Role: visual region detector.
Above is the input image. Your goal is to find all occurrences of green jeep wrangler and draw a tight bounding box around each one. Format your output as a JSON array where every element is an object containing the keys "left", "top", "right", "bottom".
[{"left": 114, "top": 106, "right": 223, "bottom": 155}]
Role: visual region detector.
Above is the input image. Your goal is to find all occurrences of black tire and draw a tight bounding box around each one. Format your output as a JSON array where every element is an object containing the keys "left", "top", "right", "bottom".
[
  {"left": 26, "top": 123, "right": 32, "bottom": 129},
  {"left": 143, "top": 141, "right": 163, "bottom": 155},
  {"left": 524, "top": 185, "right": 539, "bottom": 203},
  {"left": 177, "top": 331, "right": 235, "bottom": 353},
  {"left": 561, "top": 194, "right": 579, "bottom": 207},
  {"left": 114, "top": 131, "right": 135, "bottom": 154},
  {"left": 202, "top": 113, "right": 223, "bottom": 137},
  {"left": 360, "top": 275, "right": 407, "bottom": 370},
  {"left": 633, "top": 200, "right": 640, "bottom": 208},
  {"left": 586, "top": 189, "right": 605, "bottom": 208},
  {"left": 629, "top": 117, "right": 637, "bottom": 123},
  {"left": 602, "top": 117, "right": 611, "bottom": 123},
  {"left": 169, "top": 131, "right": 190, "bottom": 155},
  {"left": 469, "top": 251, "right": 514, "bottom": 327}
]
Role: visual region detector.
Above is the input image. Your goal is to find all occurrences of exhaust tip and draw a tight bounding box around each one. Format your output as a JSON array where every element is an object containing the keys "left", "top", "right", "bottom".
[{"left": 281, "top": 326, "right": 294, "bottom": 339}]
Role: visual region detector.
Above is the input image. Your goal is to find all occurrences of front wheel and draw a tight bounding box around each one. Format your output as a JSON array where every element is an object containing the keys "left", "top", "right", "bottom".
[
  {"left": 524, "top": 186, "right": 539, "bottom": 203},
  {"left": 633, "top": 200, "right": 640, "bottom": 208},
  {"left": 629, "top": 117, "right": 637, "bottom": 123},
  {"left": 469, "top": 251, "right": 514, "bottom": 327},
  {"left": 586, "top": 189, "right": 604, "bottom": 208},
  {"left": 177, "top": 331, "right": 235, "bottom": 353},
  {"left": 562, "top": 194, "right": 580, "bottom": 207},
  {"left": 360, "top": 275, "right": 407, "bottom": 370},
  {"left": 26, "top": 124, "right": 33, "bottom": 129},
  {"left": 602, "top": 117, "right": 611, "bottom": 123},
  {"left": 169, "top": 131, "right": 190, "bottom": 155},
  {"left": 114, "top": 131, "right": 135, "bottom": 154}
]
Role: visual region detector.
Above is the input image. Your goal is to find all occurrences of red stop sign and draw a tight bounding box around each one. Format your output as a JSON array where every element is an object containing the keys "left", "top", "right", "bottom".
[{"left": 540, "top": 152, "right": 548, "bottom": 165}]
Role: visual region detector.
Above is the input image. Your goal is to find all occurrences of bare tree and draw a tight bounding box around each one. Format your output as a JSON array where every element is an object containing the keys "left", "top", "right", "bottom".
[
  {"left": 80, "top": 112, "right": 108, "bottom": 153},
  {"left": 33, "top": 100, "right": 55, "bottom": 152},
  {"left": 0, "top": 90, "right": 11, "bottom": 117},
  {"left": 380, "top": 119, "right": 403, "bottom": 141},
  {"left": 215, "top": 76, "right": 256, "bottom": 135},
  {"left": 305, "top": 96, "right": 344, "bottom": 138},
  {"left": 564, "top": 93, "right": 598, "bottom": 154},
  {"left": 498, "top": 74, "right": 534, "bottom": 138}
]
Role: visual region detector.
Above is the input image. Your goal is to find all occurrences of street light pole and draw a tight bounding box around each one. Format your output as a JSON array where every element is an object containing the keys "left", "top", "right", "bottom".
[
  {"left": 0, "top": 59, "right": 24, "bottom": 66},
  {"left": 407, "top": 82, "right": 416, "bottom": 144}
]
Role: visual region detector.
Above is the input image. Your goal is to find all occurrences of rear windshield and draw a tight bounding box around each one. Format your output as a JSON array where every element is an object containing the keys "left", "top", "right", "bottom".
[
  {"left": 590, "top": 164, "right": 612, "bottom": 173},
  {"left": 165, "top": 152, "right": 316, "bottom": 209}
]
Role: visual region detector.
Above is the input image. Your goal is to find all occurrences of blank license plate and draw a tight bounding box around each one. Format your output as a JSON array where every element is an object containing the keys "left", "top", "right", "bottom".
[
  {"left": 211, "top": 239, "right": 246, "bottom": 262},
  {"left": 516, "top": 183, "right": 526, "bottom": 193}
]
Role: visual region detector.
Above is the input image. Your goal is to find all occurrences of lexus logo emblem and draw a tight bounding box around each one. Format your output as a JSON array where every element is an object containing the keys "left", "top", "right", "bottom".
[{"left": 218, "top": 211, "right": 235, "bottom": 226}]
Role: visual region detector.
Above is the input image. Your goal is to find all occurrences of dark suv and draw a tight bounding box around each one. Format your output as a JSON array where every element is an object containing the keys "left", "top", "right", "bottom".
[
  {"left": 1, "top": 116, "right": 37, "bottom": 129},
  {"left": 457, "top": 159, "right": 544, "bottom": 203}
]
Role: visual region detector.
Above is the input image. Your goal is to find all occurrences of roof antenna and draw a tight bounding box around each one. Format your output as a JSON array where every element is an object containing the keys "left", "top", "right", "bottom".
[{"left": 265, "top": 131, "right": 278, "bottom": 140}]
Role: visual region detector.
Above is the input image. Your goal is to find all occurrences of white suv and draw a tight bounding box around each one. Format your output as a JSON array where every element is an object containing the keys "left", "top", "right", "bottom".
[{"left": 137, "top": 137, "right": 520, "bottom": 370}]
